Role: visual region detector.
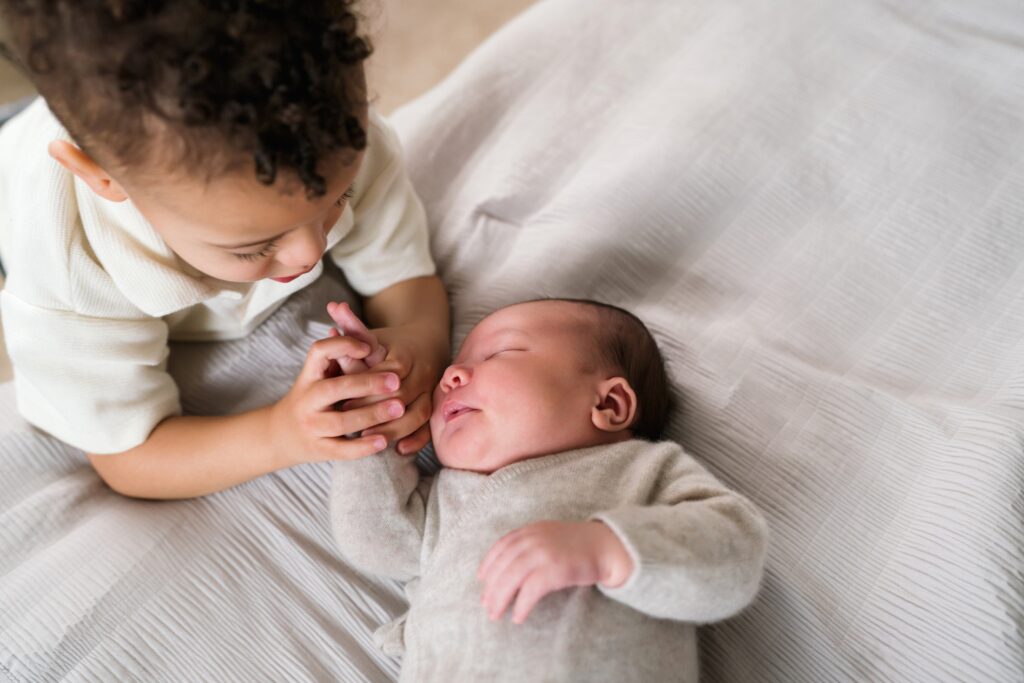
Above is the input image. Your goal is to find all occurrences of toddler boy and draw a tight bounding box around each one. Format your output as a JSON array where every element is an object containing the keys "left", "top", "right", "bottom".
[{"left": 0, "top": 2, "right": 449, "bottom": 499}]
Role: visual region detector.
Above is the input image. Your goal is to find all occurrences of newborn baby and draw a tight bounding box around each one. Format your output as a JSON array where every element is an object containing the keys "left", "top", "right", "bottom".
[{"left": 330, "top": 298, "right": 768, "bottom": 682}]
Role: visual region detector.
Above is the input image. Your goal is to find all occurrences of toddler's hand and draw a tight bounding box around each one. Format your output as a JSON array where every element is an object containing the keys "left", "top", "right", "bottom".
[
  {"left": 335, "top": 321, "right": 447, "bottom": 456},
  {"left": 325, "top": 301, "right": 442, "bottom": 454},
  {"left": 477, "top": 520, "right": 635, "bottom": 625},
  {"left": 270, "top": 334, "right": 406, "bottom": 465},
  {"left": 326, "top": 301, "right": 388, "bottom": 374}
]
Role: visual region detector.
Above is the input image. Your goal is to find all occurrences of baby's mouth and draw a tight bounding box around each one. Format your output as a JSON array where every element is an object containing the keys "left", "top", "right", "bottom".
[{"left": 442, "top": 401, "right": 478, "bottom": 424}]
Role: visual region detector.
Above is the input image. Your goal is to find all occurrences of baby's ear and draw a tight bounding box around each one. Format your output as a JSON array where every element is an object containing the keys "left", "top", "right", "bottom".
[
  {"left": 48, "top": 140, "right": 129, "bottom": 203},
  {"left": 591, "top": 377, "right": 638, "bottom": 434}
]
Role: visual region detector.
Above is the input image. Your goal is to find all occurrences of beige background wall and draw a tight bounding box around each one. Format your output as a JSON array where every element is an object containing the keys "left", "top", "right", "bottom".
[{"left": 0, "top": 0, "right": 537, "bottom": 383}]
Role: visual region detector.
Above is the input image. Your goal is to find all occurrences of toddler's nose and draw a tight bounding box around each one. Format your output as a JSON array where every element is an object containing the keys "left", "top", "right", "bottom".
[
  {"left": 277, "top": 225, "right": 326, "bottom": 269},
  {"left": 440, "top": 364, "right": 471, "bottom": 392}
]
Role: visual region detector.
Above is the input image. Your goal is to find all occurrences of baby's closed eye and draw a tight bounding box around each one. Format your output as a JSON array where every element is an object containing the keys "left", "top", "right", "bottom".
[{"left": 485, "top": 348, "right": 525, "bottom": 361}]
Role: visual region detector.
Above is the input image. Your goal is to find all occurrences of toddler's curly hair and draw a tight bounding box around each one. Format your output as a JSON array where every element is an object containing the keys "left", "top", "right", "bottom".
[{"left": 0, "top": 0, "right": 372, "bottom": 197}]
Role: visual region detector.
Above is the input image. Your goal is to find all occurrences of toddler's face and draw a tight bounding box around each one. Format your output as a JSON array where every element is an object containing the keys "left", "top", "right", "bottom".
[
  {"left": 127, "top": 149, "right": 363, "bottom": 284},
  {"left": 430, "top": 300, "right": 617, "bottom": 473}
]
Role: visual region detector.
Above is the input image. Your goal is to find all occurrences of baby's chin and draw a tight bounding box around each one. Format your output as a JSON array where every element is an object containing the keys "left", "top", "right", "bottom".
[
  {"left": 435, "top": 440, "right": 553, "bottom": 474},
  {"left": 435, "top": 444, "right": 498, "bottom": 474}
]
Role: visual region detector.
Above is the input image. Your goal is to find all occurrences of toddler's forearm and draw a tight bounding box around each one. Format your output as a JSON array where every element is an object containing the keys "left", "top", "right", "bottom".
[
  {"left": 86, "top": 407, "right": 288, "bottom": 500},
  {"left": 364, "top": 276, "right": 450, "bottom": 353}
]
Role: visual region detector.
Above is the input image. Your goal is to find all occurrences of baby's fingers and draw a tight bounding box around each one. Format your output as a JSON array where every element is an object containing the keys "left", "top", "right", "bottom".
[
  {"left": 511, "top": 571, "right": 556, "bottom": 624},
  {"left": 478, "top": 528, "right": 530, "bottom": 580},
  {"left": 484, "top": 553, "right": 544, "bottom": 621}
]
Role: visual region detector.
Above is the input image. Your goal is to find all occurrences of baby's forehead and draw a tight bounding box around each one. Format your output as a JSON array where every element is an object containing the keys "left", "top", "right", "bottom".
[{"left": 463, "top": 300, "right": 598, "bottom": 347}]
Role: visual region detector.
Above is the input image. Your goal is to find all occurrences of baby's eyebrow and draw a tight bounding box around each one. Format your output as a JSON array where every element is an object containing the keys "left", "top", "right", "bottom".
[{"left": 487, "top": 328, "right": 531, "bottom": 342}]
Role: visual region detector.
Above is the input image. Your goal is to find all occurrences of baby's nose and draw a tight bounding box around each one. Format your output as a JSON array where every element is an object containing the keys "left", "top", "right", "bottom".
[{"left": 441, "top": 364, "right": 471, "bottom": 390}]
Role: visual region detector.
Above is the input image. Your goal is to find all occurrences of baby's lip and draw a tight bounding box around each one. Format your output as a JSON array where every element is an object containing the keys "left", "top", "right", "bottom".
[{"left": 442, "top": 400, "right": 478, "bottom": 424}]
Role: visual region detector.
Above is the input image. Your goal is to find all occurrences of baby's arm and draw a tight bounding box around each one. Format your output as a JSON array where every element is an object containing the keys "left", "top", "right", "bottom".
[
  {"left": 591, "top": 454, "right": 768, "bottom": 622},
  {"left": 327, "top": 300, "right": 428, "bottom": 578},
  {"left": 330, "top": 448, "right": 430, "bottom": 581},
  {"left": 479, "top": 450, "right": 767, "bottom": 624}
]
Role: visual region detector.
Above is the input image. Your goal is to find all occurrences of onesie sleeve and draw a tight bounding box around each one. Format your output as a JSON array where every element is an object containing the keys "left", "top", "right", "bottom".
[
  {"left": 328, "top": 111, "right": 436, "bottom": 297},
  {"left": 592, "top": 448, "right": 768, "bottom": 623},
  {"left": 0, "top": 291, "right": 180, "bottom": 454},
  {"left": 331, "top": 447, "right": 431, "bottom": 581}
]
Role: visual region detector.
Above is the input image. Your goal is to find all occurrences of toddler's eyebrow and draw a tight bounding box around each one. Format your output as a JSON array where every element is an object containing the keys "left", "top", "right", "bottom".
[{"left": 213, "top": 232, "right": 288, "bottom": 250}]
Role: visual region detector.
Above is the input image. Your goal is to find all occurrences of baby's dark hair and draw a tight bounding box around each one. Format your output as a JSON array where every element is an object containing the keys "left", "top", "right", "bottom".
[
  {"left": 0, "top": 0, "right": 372, "bottom": 197},
  {"left": 549, "top": 298, "right": 672, "bottom": 441}
]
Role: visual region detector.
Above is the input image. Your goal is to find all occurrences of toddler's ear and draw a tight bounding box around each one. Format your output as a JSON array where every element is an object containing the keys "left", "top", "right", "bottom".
[
  {"left": 48, "top": 140, "right": 129, "bottom": 203},
  {"left": 591, "top": 377, "right": 638, "bottom": 434}
]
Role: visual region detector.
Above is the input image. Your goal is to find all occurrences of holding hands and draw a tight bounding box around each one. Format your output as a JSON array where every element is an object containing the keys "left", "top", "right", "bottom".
[
  {"left": 270, "top": 300, "right": 440, "bottom": 466},
  {"left": 326, "top": 300, "right": 438, "bottom": 455},
  {"left": 269, "top": 323, "right": 402, "bottom": 464},
  {"left": 478, "top": 520, "right": 635, "bottom": 625}
]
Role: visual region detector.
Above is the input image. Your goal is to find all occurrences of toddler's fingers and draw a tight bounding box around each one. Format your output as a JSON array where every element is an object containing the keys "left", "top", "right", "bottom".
[
  {"left": 325, "top": 330, "right": 371, "bottom": 374},
  {"left": 340, "top": 359, "right": 416, "bottom": 409},
  {"left": 328, "top": 301, "right": 388, "bottom": 367},
  {"left": 310, "top": 398, "right": 406, "bottom": 438},
  {"left": 362, "top": 393, "right": 431, "bottom": 444},
  {"left": 320, "top": 433, "right": 388, "bottom": 462},
  {"left": 511, "top": 571, "right": 555, "bottom": 625},
  {"left": 300, "top": 336, "right": 372, "bottom": 384},
  {"left": 396, "top": 423, "right": 431, "bottom": 455},
  {"left": 308, "top": 372, "right": 400, "bottom": 410}
]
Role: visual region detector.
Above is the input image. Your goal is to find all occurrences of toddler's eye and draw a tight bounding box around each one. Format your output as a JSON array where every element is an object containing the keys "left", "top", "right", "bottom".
[
  {"left": 233, "top": 238, "right": 279, "bottom": 262},
  {"left": 335, "top": 186, "right": 355, "bottom": 207}
]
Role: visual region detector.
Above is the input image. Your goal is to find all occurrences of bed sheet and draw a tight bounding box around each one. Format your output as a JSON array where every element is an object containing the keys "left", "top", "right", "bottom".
[{"left": 2, "top": 0, "right": 1024, "bottom": 680}]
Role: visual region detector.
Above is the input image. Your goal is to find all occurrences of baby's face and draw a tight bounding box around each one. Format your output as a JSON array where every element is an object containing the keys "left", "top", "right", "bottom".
[
  {"left": 430, "top": 300, "right": 614, "bottom": 473},
  {"left": 126, "top": 148, "right": 363, "bottom": 284}
]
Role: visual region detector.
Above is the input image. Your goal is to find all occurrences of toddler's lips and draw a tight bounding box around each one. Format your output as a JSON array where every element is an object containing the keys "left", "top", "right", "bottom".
[{"left": 270, "top": 269, "right": 310, "bottom": 283}]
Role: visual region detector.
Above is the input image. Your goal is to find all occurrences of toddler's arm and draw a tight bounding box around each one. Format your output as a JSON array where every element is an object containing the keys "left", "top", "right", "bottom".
[{"left": 330, "top": 448, "right": 430, "bottom": 581}]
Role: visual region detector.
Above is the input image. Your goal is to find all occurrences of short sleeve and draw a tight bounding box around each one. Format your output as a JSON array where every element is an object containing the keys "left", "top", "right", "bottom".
[
  {"left": 0, "top": 290, "right": 180, "bottom": 454},
  {"left": 328, "top": 111, "right": 436, "bottom": 296}
]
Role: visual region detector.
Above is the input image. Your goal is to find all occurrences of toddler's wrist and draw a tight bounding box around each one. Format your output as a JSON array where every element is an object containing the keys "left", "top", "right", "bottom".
[{"left": 264, "top": 402, "right": 298, "bottom": 470}]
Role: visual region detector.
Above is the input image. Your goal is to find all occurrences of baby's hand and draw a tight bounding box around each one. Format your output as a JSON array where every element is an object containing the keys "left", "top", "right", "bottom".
[{"left": 477, "top": 520, "right": 635, "bottom": 625}]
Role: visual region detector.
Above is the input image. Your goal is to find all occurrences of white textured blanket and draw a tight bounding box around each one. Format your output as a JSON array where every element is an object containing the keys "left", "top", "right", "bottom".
[
  {"left": 2, "top": 0, "right": 1022, "bottom": 681},
  {"left": 390, "top": 0, "right": 1024, "bottom": 680}
]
